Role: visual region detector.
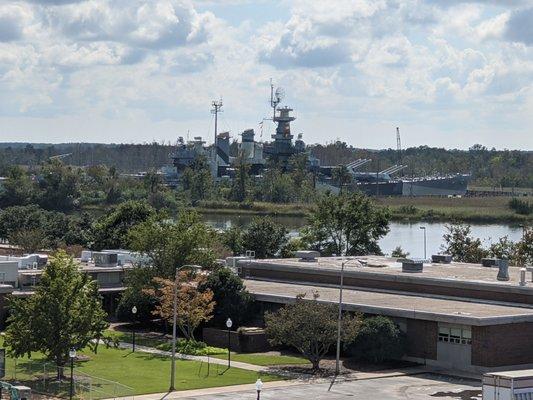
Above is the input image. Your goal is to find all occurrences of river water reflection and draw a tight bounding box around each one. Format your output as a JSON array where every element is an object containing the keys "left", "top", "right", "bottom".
[{"left": 200, "top": 212, "right": 523, "bottom": 258}]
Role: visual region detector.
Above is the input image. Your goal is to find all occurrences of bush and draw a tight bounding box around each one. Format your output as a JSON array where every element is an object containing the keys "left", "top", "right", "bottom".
[
  {"left": 397, "top": 205, "right": 418, "bottom": 215},
  {"left": 509, "top": 198, "right": 532, "bottom": 215},
  {"left": 346, "top": 316, "right": 405, "bottom": 363},
  {"left": 156, "top": 339, "right": 226, "bottom": 356}
]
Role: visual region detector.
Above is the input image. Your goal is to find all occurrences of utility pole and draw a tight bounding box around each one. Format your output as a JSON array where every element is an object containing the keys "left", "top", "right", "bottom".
[{"left": 211, "top": 99, "right": 223, "bottom": 146}]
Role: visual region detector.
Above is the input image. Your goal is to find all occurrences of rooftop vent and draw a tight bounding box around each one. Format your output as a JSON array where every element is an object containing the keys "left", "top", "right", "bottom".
[
  {"left": 295, "top": 251, "right": 320, "bottom": 262},
  {"left": 92, "top": 252, "right": 118, "bottom": 268},
  {"left": 497, "top": 262, "right": 509, "bottom": 281},
  {"left": 482, "top": 258, "right": 508, "bottom": 268},
  {"left": 432, "top": 254, "right": 452, "bottom": 264},
  {"left": 401, "top": 259, "right": 424, "bottom": 273}
]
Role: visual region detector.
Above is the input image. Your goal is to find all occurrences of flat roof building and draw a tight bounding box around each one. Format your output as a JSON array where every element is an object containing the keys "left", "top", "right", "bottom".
[{"left": 234, "top": 256, "right": 533, "bottom": 373}]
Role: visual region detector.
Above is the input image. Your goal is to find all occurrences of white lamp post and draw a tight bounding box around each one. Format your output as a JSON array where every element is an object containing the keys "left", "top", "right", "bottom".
[
  {"left": 131, "top": 306, "right": 138, "bottom": 352},
  {"left": 419, "top": 226, "right": 427, "bottom": 260},
  {"left": 255, "top": 378, "right": 263, "bottom": 400},
  {"left": 335, "top": 257, "right": 361, "bottom": 375},
  {"left": 226, "top": 318, "right": 233, "bottom": 369},
  {"left": 69, "top": 348, "right": 77, "bottom": 400}
]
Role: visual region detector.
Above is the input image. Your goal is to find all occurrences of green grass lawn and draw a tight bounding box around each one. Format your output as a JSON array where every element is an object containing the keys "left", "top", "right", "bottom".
[
  {"left": 0, "top": 338, "right": 281, "bottom": 396},
  {"left": 106, "top": 329, "right": 308, "bottom": 367},
  {"left": 212, "top": 352, "right": 309, "bottom": 366}
]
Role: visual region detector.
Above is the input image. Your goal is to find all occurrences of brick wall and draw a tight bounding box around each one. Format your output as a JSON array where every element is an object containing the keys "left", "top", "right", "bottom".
[
  {"left": 405, "top": 319, "right": 438, "bottom": 360},
  {"left": 472, "top": 322, "right": 533, "bottom": 367},
  {"left": 202, "top": 327, "right": 271, "bottom": 353}
]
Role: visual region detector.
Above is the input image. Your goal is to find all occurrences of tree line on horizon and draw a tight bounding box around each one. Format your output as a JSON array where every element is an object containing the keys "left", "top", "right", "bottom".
[{"left": 0, "top": 141, "right": 531, "bottom": 188}]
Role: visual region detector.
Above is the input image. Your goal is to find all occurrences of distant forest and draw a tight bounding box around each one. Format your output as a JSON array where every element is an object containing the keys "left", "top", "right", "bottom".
[{"left": 0, "top": 141, "right": 531, "bottom": 188}]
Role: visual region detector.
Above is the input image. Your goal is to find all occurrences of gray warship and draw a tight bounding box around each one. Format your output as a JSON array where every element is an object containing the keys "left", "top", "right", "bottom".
[{"left": 169, "top": 84, "right": 469, "bottom": 196}]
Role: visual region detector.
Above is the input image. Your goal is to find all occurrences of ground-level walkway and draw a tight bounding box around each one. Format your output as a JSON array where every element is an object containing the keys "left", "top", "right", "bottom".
[{"left": 117, "top": 341, "right": 268, "bottom": 372}]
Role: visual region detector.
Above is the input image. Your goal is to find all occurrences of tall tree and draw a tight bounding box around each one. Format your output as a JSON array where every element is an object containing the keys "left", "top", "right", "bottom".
[
  {"left": 265, "top": 293, "right": 360, "bottom": 370},
  {"left": 198, "top": 267, "right": 253, "bottom": 327},
  {"left": 441, "top": 224, "right": 489, "bottom": 263},
  {"left": 241, "top": 217, "right": 288, "bottom": 258},
  {"left": 331, "top": 165, "right": 352, "bottom": 194},
  {"left": 37, "top": 159, "right": 80, "bottom": 211},
  {"left": 301, "top": 193, "right": 390, "bottom": 256},
  {"left": 91, "top": 200, "right": 155, "bottom": 250},
  {"left": 144, "top": 272, "right": 215, "bottom": 340},
  {"left": 5, "top": 251, "right": 108, "bottom": 377},
  {"left": 0, "top": 166, "right": 35, "bottom": 207},
  {"left": 118, "top": 211, "right": 215, "bottom": 319}
]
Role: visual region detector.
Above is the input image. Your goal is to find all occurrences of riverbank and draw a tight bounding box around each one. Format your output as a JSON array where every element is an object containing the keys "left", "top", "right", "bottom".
[{"left": 195, "top": 197, "right": 531, "bottom": 224}]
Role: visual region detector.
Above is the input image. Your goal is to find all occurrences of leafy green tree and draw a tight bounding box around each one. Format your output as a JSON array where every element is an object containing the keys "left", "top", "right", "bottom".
[
  {"left": 346, "top": 316, "right": 406, "bottom": 363},
  {"left": 265, "top": 293, "right": 360, "bottom": 370},
  {"left": 118, "top": 211, "right": 215, "bottom": 319},
  {"left": 221, "top": 226, "right": 244, "bottom": 256},
  {"left": 8, "top": 229, "right": 48, "bottom": 253},
  {"left": 241, "top": 217, "right": 288, "bottom": 258},
  {"left": 5, "top": 251, "right": 108, "bottom": 377},
  {"left": 441, "top": 224, "right": 489, "bottom": 263},
  {"left": 331, "top": 165, "right": 352, "bottom": 194},
  {"left": 488, "top": 236, "right": 516, "bottom": 261},
  {"left": 37, "top": 159, "right": 80, "bottom": 211},
  {"left": 230, "top": 155, "right": 250, "bottom": 202},
  {"left": 181, "top": 157, "right": 213, "bottom": 205},
  {"left": 127, "top": 211, "right": 215, "bottom": 278},
  {"left": 514, "top": 227, "right": 533, "bottom": 266},
  {"left": 0, "top": 166, "right": 35, "bottom": 207},
  {"left": 391, "top": 246, "right": 409, "bottom": 258},
  {"left": 0, "top": 205, "right": 89, "bottom": 249},
  {"left": 198, "top": 267, "right": 253, "bottom": 327},
  {"left": 91, "top": 200, "right": 155, "bottom": 250},
  {"left": 302, "top": 193, "right": 390, "bottom": 256}
]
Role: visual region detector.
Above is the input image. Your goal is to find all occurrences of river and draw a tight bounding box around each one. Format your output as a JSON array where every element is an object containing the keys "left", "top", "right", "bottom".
[{"left": 200, "top": 212, "right": 524, "bottom": 258}]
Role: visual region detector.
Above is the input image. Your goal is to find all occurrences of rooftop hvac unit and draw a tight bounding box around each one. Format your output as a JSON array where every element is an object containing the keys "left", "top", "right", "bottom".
[
  {"left": 295, "top": 251, "right": 320, "bottom": 262},
  {"left": 92, "top": 252, "right": 118, "bottom": 267},
  {"left": 431, "top": 254, "right": 452, "bottom": 264},
  {"left": 401, "top": 259, "right": 424, "bottom": 273}
]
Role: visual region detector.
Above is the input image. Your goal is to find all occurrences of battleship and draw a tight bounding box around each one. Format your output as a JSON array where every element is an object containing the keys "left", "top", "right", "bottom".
[{"left": 169, "top": 83, "right": 469, "bottom": 196}]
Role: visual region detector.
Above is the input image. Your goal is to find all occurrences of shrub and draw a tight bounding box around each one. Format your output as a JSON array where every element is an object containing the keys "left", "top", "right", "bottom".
[
  {"left": 346, "top": 316, "right": 405, "bottom": 363},
  {"left": 397, "top": 205, "right": 418, "bottom": 215},
  {"left": 509, "top": 198, "right": 532, "bottom": 215}
]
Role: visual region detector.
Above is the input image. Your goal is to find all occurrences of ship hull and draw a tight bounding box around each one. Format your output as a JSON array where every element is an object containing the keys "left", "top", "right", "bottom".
[{"left": 401, "top": 174, "right": 469, "bottom": 196}]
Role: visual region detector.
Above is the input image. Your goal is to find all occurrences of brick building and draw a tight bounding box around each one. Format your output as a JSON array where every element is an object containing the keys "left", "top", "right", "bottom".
[{"left": 234, "top": 256, "right": 533, "bottom": 373}]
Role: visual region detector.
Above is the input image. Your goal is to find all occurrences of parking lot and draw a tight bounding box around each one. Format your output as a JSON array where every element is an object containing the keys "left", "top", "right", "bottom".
[{"left": 177, "top": 373, "right": 482, "bottom": 400}]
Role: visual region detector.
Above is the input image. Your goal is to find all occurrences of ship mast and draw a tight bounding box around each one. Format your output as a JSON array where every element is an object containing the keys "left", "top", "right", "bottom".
[{"left": 211, "top": 99, "right": 223, "bottom": 145}]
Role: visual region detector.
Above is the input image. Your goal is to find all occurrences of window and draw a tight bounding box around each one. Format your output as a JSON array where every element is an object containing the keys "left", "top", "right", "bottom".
[{"left": 438, "top": 325, "right": 472, "bottom": 345}]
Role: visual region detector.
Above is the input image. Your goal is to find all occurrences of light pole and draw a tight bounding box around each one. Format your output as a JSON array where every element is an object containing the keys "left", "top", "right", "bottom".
[
  {"left": 419, "top": 226, "right": 427, "bottom": 260},
  {"left": 131, "top": 306, "right": 137, "bottom": 352},
  {"left": 226, "top": 318, "right": 233, "bottom": 369},
  {"left": 335, "top": 257, "right": 360, "bottom": 375},
  {"left": 255, "top": 378, "right": 263, "bottom": 400},
  {"left": 69, "top": 348, "right": 76, "bottom": 400},
  {"left": 170, "top": 265, "right": 202, "bottom": 392}
]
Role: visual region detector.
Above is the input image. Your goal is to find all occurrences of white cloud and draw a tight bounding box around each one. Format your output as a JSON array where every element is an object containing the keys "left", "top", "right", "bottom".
[{"left": 0, "top": 0, "right": 530, "bottom": 149}]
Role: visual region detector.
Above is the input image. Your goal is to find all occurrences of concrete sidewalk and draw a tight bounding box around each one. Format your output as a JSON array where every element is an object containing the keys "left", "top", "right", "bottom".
[
  {"left": 111, "top": 366, "right": 429, "bottom": 400},
  {"left": 117, "top": 341, "right": 268, "bottom": 372}
]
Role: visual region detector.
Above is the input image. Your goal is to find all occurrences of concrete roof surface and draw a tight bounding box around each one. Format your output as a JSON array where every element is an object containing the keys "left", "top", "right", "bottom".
[
  {"left": 245, "top": 256, "right": 531, "bottom": 288},
  {"left": 244, "top": 279, "right": 533, "bottom": 325}
]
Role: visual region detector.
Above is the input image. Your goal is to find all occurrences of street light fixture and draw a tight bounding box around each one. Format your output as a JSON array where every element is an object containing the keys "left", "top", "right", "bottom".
[
  {"left": 255, "top": 378, "right": 263, "bottom": 400},
  {"left": 169, "top": 264, "right": 202, "bottom": 392},
  {"left": 69, "top": 348, "right": 77, "bottom": 400},
  {"left": 419, "top": 226, "right": 427, "bottom": 260},
  {"left": 226, "top": 318, "right": 233, "bottom": 369},
  {"left": 335, "top": 257, "right": 361, "bottom": 375},
  {"left": 131, "top": 306, "right": 138, "bottom": 352}
]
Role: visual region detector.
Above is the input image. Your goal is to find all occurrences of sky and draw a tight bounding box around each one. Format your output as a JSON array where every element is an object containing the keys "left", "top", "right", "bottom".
[{"left": 0, "top": 0, "right": 532, "bottom": 150}]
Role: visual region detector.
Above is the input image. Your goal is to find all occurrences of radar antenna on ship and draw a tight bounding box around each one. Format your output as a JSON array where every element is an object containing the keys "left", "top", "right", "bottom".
[{"left": 270, "top": 79, "right": 284, "bottom": 119}]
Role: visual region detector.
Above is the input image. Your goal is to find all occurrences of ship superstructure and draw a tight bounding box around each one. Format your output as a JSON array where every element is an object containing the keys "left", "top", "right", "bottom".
[{"left": 169, "top": 83, "right": 469, "bottom": 196}]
